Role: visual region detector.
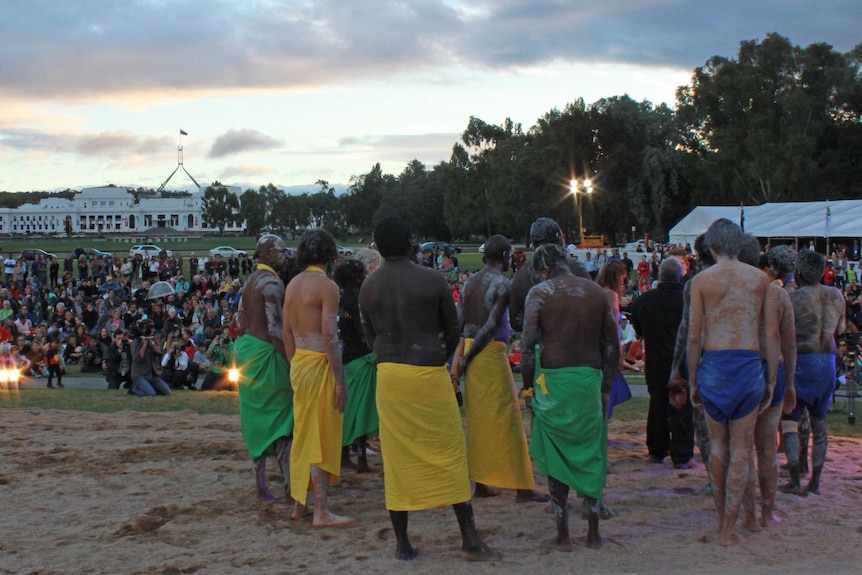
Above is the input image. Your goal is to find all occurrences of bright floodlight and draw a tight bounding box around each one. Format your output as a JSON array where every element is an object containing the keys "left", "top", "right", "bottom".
[{"left": 584, "top": 178, "right": 593, "bottom": 193}]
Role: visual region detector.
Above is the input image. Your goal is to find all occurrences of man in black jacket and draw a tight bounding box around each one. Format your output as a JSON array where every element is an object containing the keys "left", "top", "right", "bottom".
[{"left": 630, "top": 257, "right": 694, "bottom": 467}]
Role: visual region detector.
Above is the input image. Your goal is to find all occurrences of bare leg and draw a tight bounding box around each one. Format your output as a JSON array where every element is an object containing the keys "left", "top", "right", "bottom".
[
  {"left": 453, "top": 501, "right": 502, "bottom": 561},
  {"left": 274, "top": 436, "right": 291, "bottom": 497},
  {"left": 741, "top": 446, "right": 761, "bottom": 532},
  {"left": 545, "top": 476, "right": 572, "bottom": 551},
  {"left": 341, "top": 446, "right": 356, "bottom": 470},
  {"left": 355, "top": 436, "right": 376, "bottom": 473},
  {"left": 807, "top": 415, "right": 828, "bottom": 495},
  {"left": 709, "top": 410, "right": 758, "bottom": 546},
  {"left": 798, "top": 408, "right": 810, "bottom": 476},
  {"left": 583, "top": 496, "right": 605, "bottom": 549},
  {"left": 389, "top": 510, "right": 418, "bottom": 561},
  {"left": 778, "top": 420, "right": 808, "bottom": 497},
  {"left": 704, "top": 415, "right": 729, "bottom": 534},
  {"left": 693, "top": 406, "right": 712, "bottom": 493},
  {"left": 309, "top": 465, "right": 354, "bottom": 527},
  {"left": 755, "top": 405, "right": 782, "bottom": 526},
  {"left": 253, "top": 456, "right": 277, "bottom": 501}
]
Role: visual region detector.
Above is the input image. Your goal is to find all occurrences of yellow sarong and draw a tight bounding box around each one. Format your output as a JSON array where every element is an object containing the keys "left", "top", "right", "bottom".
[
  {"left": 377, "top": 362, "right": 471, "bottom": 511},
  {"left": 464, "top": 339, "right": 535, "bottom": 489},
  {"left": 289, "top": 349, "right": 343, "bottom": 505}
]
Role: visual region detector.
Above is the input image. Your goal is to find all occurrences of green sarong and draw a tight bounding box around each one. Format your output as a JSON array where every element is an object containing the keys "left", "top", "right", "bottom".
[
  {"left": 342, "top": 353, "right": 379, "bottom": 446},
  {"left": 236, "top": 334, "right": 294, "bottom": 459},
  {"left": 528, "top": 358, "right": 607, "bottom": 500}
]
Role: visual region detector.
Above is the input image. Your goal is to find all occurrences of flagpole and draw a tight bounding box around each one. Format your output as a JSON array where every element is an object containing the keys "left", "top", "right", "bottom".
[{"left": 825, "top": 200, "right": 831, "bottom": 256}]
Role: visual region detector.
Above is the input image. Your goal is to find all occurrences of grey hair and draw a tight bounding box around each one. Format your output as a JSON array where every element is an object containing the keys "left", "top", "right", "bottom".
[
  {"left": 796, "top": 249, "right": 825, "bottom": 287},
  {"left": 767, "top": 245, "right": 797, "bottom": 274},
  {"left": 704, "top": 218, "right": 743, "bottom": 257},
  {"left": 659, "top": 257, "right": 683, "bottom": 283},
  {"left": 353, "top": 248, "right": 381, "bottom": 274},
  {"left": 737, "top": 234, "right": 762, "bottom": 267}
]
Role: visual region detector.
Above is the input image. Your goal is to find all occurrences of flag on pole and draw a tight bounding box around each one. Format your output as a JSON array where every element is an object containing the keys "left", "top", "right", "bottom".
[
  {"left": 180, "top": 129, "right": 188, "bottom": 136},
  {"left": 739, "top": 202, "right": 745, "bottom": 232},
  {"left": 825, "top": 200, "right": 831, "bottom": 240}
]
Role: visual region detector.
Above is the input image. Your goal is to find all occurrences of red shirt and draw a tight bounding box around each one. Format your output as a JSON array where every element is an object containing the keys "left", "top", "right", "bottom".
[
  {"left": 637, "top": 260, "right": 650, "bottom": 278},
  {"left": 823, "top": 267, "right": 835, "bottom": 285}
]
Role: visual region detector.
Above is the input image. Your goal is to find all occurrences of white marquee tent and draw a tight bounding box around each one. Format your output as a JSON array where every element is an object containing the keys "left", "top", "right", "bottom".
[{"left": 669, "top": 200, "right": 862, "bottom": 247}]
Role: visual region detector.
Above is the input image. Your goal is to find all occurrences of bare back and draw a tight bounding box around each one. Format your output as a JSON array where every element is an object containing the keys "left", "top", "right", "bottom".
[
  {"left": 790, "top": 284, "right": 845, "bottom": 354},
  {"left": 523, "top": 272, "right": 616, "bottom": 371},
  {"left": 461, "top": 267, "right": 509, "bottom": 340},
  {"left": 283, "top": 269, "right": 339, "bottom": 354},
  {"left": 510, "top": 258, "right": 590, "bottom": 331},
  {"left": 691, "top": 259, "right": 769, "bottom": 352},
  {"left": 359, "top": 259, "right": 459, "bottom": 366}
]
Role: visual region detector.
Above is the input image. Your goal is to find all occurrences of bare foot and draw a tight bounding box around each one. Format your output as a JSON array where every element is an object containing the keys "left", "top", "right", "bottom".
[
  {"left": 542, "top": 537, "right": 573, "bottom": 552},
  {"left": 256, "top": 487, "right": 278, "bottom": 502},
  {"left": 312, "top": 511, "right": 355, "bottom": 528},
  {"left": 460, "top": 544, "right": 502, "bottom": 561},
  {"left": 760, "top": 513, "right": 781, "bottom": 528},
  {"left": 586, "top": 530, "right": 605, "bottom": 549},
  {"left": 473, "top": 484, "right": 502, "bottom": 498},
  {"left": 290, "top": 503, "right": 313, "bottom": 520},
  {"left": 395, "top": 544, "right": 419, "bottom": 561},
  {"left": 719, "top": 531, "right": 748, "bottom": 547},
  {"left": 516, "top": 489, "right": 551, "bottom": 503},
  {"left": 744, "top": 516, "right": 762, "bottom": 534}
]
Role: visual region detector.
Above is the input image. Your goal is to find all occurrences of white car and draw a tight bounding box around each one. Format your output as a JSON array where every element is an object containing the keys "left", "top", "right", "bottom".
[
  {"left": 337, "top": 245, "right": 353, "bottom": 256},
  {"left": 209, "top": 246, "right": 247, "bottom": 258},
  {"left": 130, "top": 244, "right": 173, "bottom": 259}
]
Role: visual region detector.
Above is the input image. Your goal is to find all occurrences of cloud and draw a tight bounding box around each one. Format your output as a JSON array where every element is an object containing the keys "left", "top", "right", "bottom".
[
  {"left": 208, "top": 129, "right": 281, "bottom": 158},
  {"left": 0, "top": 128, "right": 172, "bottom": 158},
  {"left": 2, "top": 1, "right": 858, "bottom": 101}
]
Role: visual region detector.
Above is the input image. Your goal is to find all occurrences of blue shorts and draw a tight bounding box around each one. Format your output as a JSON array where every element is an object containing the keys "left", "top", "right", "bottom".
[
  {"left": 697, "top": 350, "right": 765, "bottom": 424},
  {"left": 789, "top": 353, "right": 836, "bottom": 419},
  {"left": 761, "top": 360, "right": 786, "bottom": 408}
]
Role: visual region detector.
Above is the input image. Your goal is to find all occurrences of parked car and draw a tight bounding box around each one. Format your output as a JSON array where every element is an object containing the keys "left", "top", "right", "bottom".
[
  {"left": 420, "top": 241, "right": 461, "bottom": 254},
  {"left": 19, "top": 248, "right": 57, "bottom": 261},
  {"left": 337, "top": 245, "right": 353, "bottom": 256},
  {"left": 209, "top": 246, "right": 247, "bottom": 258},
  {"left": 73, "top": 247, "right": 113, "bottom": 260},
  {"left": 129, "top": 244, "right": 173, "bottom": 259}
]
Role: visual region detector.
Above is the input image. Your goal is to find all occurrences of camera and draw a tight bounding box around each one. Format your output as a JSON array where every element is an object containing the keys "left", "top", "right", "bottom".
[{"left": 221, "top": 336, "right": 231, "bottom": 344}]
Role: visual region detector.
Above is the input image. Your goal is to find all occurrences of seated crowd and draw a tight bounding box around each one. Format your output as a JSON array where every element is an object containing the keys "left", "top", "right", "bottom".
[{"left": 0, "top": 249, "right": 254, "bottom": 392}]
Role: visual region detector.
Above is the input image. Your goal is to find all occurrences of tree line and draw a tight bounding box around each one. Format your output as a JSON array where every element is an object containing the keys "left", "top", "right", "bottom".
[{"left": 202, "top": 34, "right": 862, "bottom": 245}]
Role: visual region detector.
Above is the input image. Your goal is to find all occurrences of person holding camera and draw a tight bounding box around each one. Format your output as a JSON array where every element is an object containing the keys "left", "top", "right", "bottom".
[
  {"left": 104, "top": 330, "right": 132, "bottom": 390},
  {"left": 200, "top": 328, "right": 234, "bottom": 391},
  {"left": 130, "top": 318, "right": 171, "bottom": 396},
  {"left": 161, "top": 334, "right": 194, "bottom": 390}
]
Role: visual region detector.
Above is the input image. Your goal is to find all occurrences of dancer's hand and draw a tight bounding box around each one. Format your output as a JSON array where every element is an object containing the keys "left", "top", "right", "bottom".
[{"left": 334, "top": 380, "right": 347, "bottom": 413}]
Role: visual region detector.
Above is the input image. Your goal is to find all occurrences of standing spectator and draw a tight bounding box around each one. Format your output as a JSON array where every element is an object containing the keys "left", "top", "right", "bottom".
[{"left": 630, "top": 258, "right": 693, "bottom": 467}]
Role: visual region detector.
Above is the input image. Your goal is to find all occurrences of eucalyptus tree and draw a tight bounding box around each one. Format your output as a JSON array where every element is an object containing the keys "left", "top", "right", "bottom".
[{"left": 201, "top": 181, "right": 240, "bottom": 234}]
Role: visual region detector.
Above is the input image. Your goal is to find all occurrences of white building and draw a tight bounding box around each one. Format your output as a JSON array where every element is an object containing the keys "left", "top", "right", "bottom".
[{"left": 0, "top": 185, "right": 244, "bottom": 235}]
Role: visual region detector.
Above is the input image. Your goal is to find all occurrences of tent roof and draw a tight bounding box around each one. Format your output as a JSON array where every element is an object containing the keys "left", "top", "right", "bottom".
[{"left": 669, "top": 200, "right": 862, "bottom": 244}]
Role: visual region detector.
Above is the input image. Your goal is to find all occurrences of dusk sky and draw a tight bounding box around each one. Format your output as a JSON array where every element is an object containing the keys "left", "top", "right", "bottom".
[{"left": 1, "top": 1, "right": 859, "bottom": 193}]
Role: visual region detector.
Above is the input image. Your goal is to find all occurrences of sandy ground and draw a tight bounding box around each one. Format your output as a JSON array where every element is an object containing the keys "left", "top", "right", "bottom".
[{"left": 1, "top": 408, "right": 861, "bottom": 575}]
